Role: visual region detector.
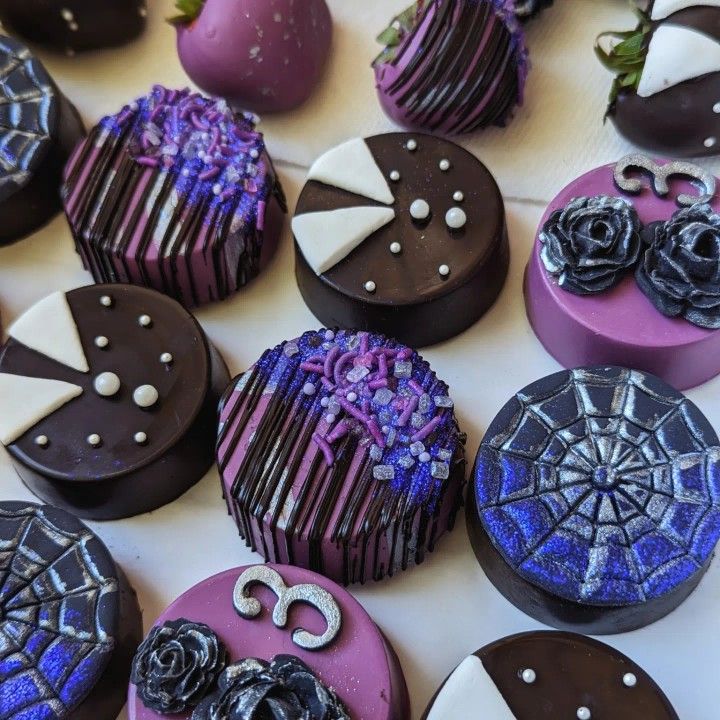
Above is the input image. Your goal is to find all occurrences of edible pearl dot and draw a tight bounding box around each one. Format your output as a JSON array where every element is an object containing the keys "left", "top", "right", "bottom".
[
  {"left": 320, "top": 397, "right": 330, "bottom": 408},
  {"left": 133, "top": 384, "right": 159, "bottom": 408},
  {"left": 439, "top": 159, "right": 451, "bottom": 171},
  {"left": 347, "top": 391, "right": 358, "bottom": 402},
  {"left": 714, "top": 102, "right": 720, "bottom": 114},
  {"left": 100, "top": 295, "right": 113, "bottom": 307},
  {"left": 453, "top": 191, "right": 464, "bottom": 202},
  {"left": 87, "top": 434, "right": 101, "bottom": 447},
  {"left": 34, "top": 435, "right": 48, "bottom": 447},
  {"left": 390, "top": 170, "right": 401, "bottom": 182},
  {"left": 390, "top": 242, "right": 402, "bottom": 254},
  {"left": 705, "top": 137, "right": 717, "bottom": 148},
  {"left": 324, "top": 330, "right": 335, "bottom": 341},
  {"left": 577, "top": 708, "right": 591, "bottom": 720},
  {"left": 410, "top": 199, "right": 431, "bottom": 220},
  {"left": 182, "top": 168, "right": 191, "bottom": 177},
  {"left": 303, "top": 382, "right": 316, "bottom": 395},
  {"left": 61, "top": 8, "right": 74, "bottom": 21},
  {"left": 521, "top": 668, "right": 536, "bottom": 684},
  {"left": 250, "top": 149, "right": 260, "bottom": 159},
  {"left": 138, "top": 314, "right": 152, "bottom": 327},
  {"left": 364, "top": 280, "right": 377, "bottom": 293},
  {"left": 94, "top": 372, "right": 121, "bottom": 397},
  {"left": 212, "top": 183, "right": 222, "bottom": 195},
  {"left": 134, "top": 431, "right": 148, "bottom": 444},
  {"left": 69, "top": 20, "right": 78, "bottom": 31},
  {"left": 419, "top": 452, "right": 431, "bottom": 463},
  {"left": 95, "top": 336, "right": 109, "bottom": 349},
  {"left": 406, "top": 139, "right": 417, "bottom": 151},
  {"left": 139, "top": 5, "right": 147, "bottom": 17},
  {"left": 160, "top": 352, "right": 173, "bottom": 364},
  {"left": 326, "top": 414, "right": 336, "bottom": 424},
  {"left": 623, "top": 673, "right": 637, "bottom": 688},
  {"left": 446, "top": 207, "right": 467, "bottom": 229},
  {"left": 439, "top": 264, "right": 450, "bottom": 277}
]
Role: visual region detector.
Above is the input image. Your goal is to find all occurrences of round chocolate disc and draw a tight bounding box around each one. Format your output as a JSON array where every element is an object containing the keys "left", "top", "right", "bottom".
[{"left": 293, "top": 133, "right": 508, "bottom": 347}]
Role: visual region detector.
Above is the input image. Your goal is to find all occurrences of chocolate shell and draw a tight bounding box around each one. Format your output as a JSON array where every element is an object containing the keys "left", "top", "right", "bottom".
[
  {"left": 422, "top": 631, "right": 679, "bottom": 719},
  {"left": 0, "top": 500, "right": 142, "bottom": 720},
  {"left": 293, "top": 133, "right": 509, "bottom": 347},
  {"left": 373, "top": 0, "right": 529, "bottom": 135},
  {"left": 217, "top": 328, "right": 466, "bottom": 585},
  {"left": 0, "top": 284, "right": 230, "bottom": 520},
  {"left": 0, "top": 35, "right": 84, "bottom": 244},
  {"left": 469, "top": 366, "right": 720, "bottom": 634},
  {"left": 0, "top": 0, "right": 147, "bottom": 54},
  {"left": 62, "top": 85, "right": 286, "bottom": 308}
]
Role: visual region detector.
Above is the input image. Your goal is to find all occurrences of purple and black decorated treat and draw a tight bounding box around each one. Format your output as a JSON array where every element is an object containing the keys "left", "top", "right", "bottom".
[
  {"left": 0, "top": 0, "right": 147, "bottom": 54},
  {"left": 597, "top": 0, "right": 720, "bottom": 157},
  {"left": 172, "top": 0, "right": 332, "bottom": 114},
  {"left": 373, "top": 0, "right": 529, "bottom": 135},
  {"left": 0, "top": 500, "right": 142, "bottom": 720},
  {"left": 0, "top": 284, "right": 230, "bottom": 520},
  {"left": 0, "top": 35, "right": 84, "bottom": 244},
  {"left": 469, "top": 366, "right": 720, "bottom": 634},
  {"left": 217, "top": 328, "right": 467, "bottom": 585},
  {"left": 62, "top": 85, "right": 286, "bottom": 308}
]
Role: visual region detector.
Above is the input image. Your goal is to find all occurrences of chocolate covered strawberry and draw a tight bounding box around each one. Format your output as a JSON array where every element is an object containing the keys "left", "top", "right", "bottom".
[{"left": 171, "top": 0, "right": 332, "bottom": 114}]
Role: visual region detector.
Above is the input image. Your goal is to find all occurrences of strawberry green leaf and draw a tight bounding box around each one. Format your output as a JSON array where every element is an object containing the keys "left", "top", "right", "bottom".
[
  {"left": 167, "top": 0, "right": 205, "bottom": 26},
  {"left": 372, "top": 1, "right": 425, "bottom": 68}
]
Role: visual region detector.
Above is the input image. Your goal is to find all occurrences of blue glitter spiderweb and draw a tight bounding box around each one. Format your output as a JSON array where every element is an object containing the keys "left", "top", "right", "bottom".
[
  {"left": 475, "top": 367, "right": 720, "bottom": 606},
  {"left": 0, "top": 504, "right": 118, "bottom": 720}
]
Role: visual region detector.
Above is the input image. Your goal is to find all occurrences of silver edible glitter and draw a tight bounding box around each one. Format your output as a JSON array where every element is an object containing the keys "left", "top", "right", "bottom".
[
  {"left": 434, "top": 395, "right": 454, "bottom": 408},
  {"left": 373, "top": 465, "right": 395, "bottom": 481},
  {"left": 410, "top": 441, "right": 425, "bottom": 456},
  {"left": 394, "top": 360, "right": 412, "bottom": 379},
  {"left": 374, "top": 388, "right": 395, "bottom": 405},
  {"left": 431, "top": 461, "right": 450, "bottom": 479}
]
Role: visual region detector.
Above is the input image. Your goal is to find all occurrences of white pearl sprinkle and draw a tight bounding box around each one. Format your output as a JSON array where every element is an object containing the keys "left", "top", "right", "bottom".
[
  {"left": 133, "top": 384, "right": 159, "bottom": 408},
  {"left": 577, "top": 708, "right": 591, "bottom": 720},
  {"left": 34, "top": 435, "right": 49, "bottom": 447},
  {"left": 406, "top": 139, "right": 417, "bottom": 151},
  {"left": 439, "top": 159, "right": 451, "bottom": 171},
  {"left": 138, "top": 314, "right": 152, "bottom": 327},
  {"left": 213, "top": 183, "right": 222, "bottom": 195},
  {"left": 623, "top": 673, "right": 637, "bottom": 688},
  {"left": 521, "top": 668, "right": 536, "bottom": 684},
  {"left": 439, "top": 264, "right": 450, "bottom": 277},
  {"left": 100, "top": 295, "right": 113, "bottom": 307},
  {"left": 389, "top": 170, "right": 401, "bottom": 182},
  {"left": 364, "top": 280, "right": 376, "bottom": 293},
  {"left": 390, "top": 242, "right": 402, "bottom": 254},
  {"left": 325, "top": 413, "right": 336, "bottom": 424},
  {"left": 410, "top": 199, "right": 430, "bottom": 220},
  {"left": 95, "top": 336, "right": 109, "bottom": 349},
  {"left": 94, "top": 372, "right": 121, "bottom": 397},
  {"left": 419, "top": 452, "right": 431, "bottom": 463},
  {"left": 87, "top": 434, "right": 101, "bottom": 447},
  {"left": 714, "top": 102, "right": 720, "bottom": 114},
  {"left": 139, "top": 5, "right": 147, "bottom": 17},
  {"left": 324, "top": 330, "right": 335, "bottom": 340},
  {"left": 446, "top": 207, "right": 467, "bottom": 230},
  {"left": 61, "top": 8, "right": 74, "bottom": 21},
  {"left": 69, "top": 20, "right": 79, "bottom": 31},
  {"left": 134, "top": 431, "right": 148, "bottom": 444},
  {"left": 347, "top": 391, "right": 358, "bottom": 402},
  {"left": 160, "top": 352, "right": 173, "bottom": 364},
  {"left": 320, "top": 397, "right": 330, "bottom": 408},
  {"left": 250, "top": 149, "right": 260, "bottom": 159},
  {"left": 182, "top": 168, "right": 191, "bottom": 177},
  {"left": 705, "top": 137, "right": 717, "bottom": 148},
  {"left": 302, "top": 382, "right": 316, "bottom": 395},
  {"left": 453, "top": 191, "right": 464, "bottom": 202}
]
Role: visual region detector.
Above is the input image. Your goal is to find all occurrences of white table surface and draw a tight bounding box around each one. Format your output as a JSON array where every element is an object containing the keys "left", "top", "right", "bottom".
[{"left": 0, "top": 1, "right": 718, "bottom": 718}]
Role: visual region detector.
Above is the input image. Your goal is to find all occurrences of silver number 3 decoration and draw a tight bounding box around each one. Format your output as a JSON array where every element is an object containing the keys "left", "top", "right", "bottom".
[
  {"left": 232, "top": 566, "right": 342, "bottom": 651},
  {"left": 614, "top": 154, "right": 716, "bottom": 207}
]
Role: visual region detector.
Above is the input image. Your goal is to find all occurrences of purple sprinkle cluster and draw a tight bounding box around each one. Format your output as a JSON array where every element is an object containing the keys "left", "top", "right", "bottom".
[{"left": 107, "top": 85, "right": 267, "bottom": 202}]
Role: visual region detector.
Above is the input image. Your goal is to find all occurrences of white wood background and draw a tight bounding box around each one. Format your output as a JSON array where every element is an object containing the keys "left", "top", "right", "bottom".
[{"left": 0, "top": 1, "right": 717, "bottom": 717}]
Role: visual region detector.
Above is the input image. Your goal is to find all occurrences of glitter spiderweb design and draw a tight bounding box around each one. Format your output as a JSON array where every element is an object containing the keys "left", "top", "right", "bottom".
[
  {"left": 0, "top": 37, "right": 56, "bottom": 202},
  {"left": 0, "top": 503, "right": 118, "bottom": 719},
  {"left": 475, "top": 367, "right": 720, "bottom": 606}
]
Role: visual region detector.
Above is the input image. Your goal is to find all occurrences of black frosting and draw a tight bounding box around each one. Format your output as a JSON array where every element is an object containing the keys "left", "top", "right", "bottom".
[
  {"left": 191, "top": 655, "right": 350, "bottom": 720},
  {"left": 539, "top": 195, "right": 642, "bottom": 295},
  {"left": 131, "top": 619, "right": 227, "bottom": 714},
  {"left": 636, "top": 203, "right": 720, "bottom": 329}
]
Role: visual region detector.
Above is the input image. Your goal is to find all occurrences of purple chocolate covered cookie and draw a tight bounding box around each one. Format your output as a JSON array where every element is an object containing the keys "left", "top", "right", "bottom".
[
  {"left": 128, "top": 564, "right": 410, "bottom": 720},
  {"left": 525, "top": 154, "right": 720, "bottom": 389},
  {"left": 62, "top": 85, "right": 286, "bottom": 307},
  {"left": 373, "top": 0, "right": 528, "bottom": 135},
  {"left": 172, "top": 0, "right": 332, "bottom": 114},
  {"left": 217, "top": 328, "right": 466, "bottom": 584}
]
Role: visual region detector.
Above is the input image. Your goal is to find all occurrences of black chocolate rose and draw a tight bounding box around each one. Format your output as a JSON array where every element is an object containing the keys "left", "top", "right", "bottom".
[
  {"left": 131, "top": 618, "right": 227, "bottom": 714},
  {"left": 540, "top": 195, "right": 642, "bottom": 295},
  {"left": 636, "top": 204, "right": 720, "bottom": 329},
  {"left": 191, "top": 655, "right": 350, "bottom": 720}
]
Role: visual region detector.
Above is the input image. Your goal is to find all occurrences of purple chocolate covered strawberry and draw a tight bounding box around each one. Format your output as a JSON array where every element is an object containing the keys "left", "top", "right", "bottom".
[
  {"left": 171, "top": 0, "right": 332, "bottom": 114},
  {"left": 373, "top": 0, "right": 529, "bottom": 135}
]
